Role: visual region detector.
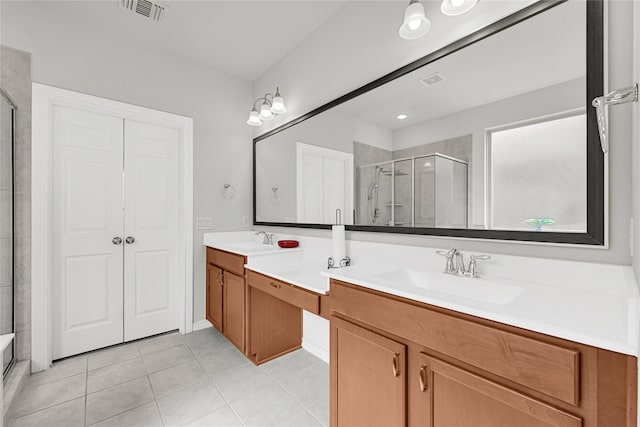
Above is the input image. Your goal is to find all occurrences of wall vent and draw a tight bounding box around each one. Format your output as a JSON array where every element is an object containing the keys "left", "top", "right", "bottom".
[
  {"left": 120, "top": 0, "right": 167, "bottom": 22},
  {"left": 420, "top": 72, "right": 445, "bottom": 87}
]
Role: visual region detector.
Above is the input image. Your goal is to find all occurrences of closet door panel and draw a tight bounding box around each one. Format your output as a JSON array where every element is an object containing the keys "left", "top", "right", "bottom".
[
  {"left": 124, "top": 120, "right": 180, "bottom": 341},
  {"left": 52, "top": 106, "right": 124, "bottom": 359}
]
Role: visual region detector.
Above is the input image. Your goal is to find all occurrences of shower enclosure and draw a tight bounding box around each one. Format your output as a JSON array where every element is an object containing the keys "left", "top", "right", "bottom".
[
  {"left": 1, "top": 85, "right": 15, "bottom": 379},
  {"left": 357, "top": 153, "right": 468, "bottom": 228}
]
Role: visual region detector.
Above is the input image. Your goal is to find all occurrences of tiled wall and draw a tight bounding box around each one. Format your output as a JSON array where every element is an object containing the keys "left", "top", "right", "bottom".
[{"left": 1, "top": 46, "right": 32, "bottom": 363}]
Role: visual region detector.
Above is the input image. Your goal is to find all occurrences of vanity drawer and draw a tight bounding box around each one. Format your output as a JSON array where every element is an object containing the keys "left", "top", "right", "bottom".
[
  {"left": 207, "top": 247, "right": 245, "bottom": 276},
  {"left": 247, "top": 271, "right": 320, "bottom": 315},
  {"left": 330, "top": 280, "right": 580, "bottom": 406}
]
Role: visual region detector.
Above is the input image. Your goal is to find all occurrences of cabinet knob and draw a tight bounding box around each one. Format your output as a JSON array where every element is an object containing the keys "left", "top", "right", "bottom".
[
  {"left": 270, "top": 281, "right": 281, "bottom": 289},
  {"left": 419, "top": 365, "right": 428, "bottom": 392},
  {"left": 125, "top": 236, "right": 135, "bottom": 244},
  {"left": 112, "top": 237, "right": 122, "bottom": 245},
  {"left": 392, "top": 352, "right": 400, "bottom": 377}
]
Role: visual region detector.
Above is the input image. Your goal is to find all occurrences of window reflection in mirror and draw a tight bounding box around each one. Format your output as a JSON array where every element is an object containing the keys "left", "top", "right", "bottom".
[
  {"left": 488, "top": 111, "right": 586, "bottom": 232},
  {"left": 255, "top": 0, "right": 594, "bottom": 239}
]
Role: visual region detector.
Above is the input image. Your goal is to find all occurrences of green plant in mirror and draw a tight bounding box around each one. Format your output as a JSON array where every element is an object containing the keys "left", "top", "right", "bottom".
[{"left": 525, "top": 217, "right": 555, "bottom": 232}]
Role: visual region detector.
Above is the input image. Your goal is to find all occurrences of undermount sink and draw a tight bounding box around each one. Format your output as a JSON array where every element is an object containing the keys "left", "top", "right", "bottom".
[{"left": 373, "top": 268, "right": 523, "bottom": 305}]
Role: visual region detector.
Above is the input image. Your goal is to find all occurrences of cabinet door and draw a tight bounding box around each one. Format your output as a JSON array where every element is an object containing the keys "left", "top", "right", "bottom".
[
  {"left": 206, "top": 264, "right": 223, "bottom": 332},
  {"left": 223, "top": 271, "right": 245, "bottom": 352},
  {"left": 331, "top": 317, "right": 406, "bottom": 427},
  {"left": 417, "top": 353, "right": 582, "bottom": 427}
]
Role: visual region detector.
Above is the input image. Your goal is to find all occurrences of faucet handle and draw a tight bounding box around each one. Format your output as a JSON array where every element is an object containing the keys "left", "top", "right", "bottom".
[
  {"left": 467, "top": 254, "right": 491, "bottom": 278},
  {"left": 436, "top": 249, "right": 458, "bottom": 258},
  {"left": 436, "top": 249, "right": 458, "bottom": 274}
]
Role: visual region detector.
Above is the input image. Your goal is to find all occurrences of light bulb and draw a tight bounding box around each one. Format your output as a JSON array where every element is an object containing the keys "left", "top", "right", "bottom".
[
  {"left": 408, "top": 18, "right": 422, "bottom": 30},
  {"left": 399, "top": 1, "right": 430, "bottom": 40},
  {"left": 247, "top": 109, "right": 262, "bottom": 126},
  {"left": 270, "top": 95, "right": 287, "bottom": 114},
  {"left": 259, "top": 102, "right": 274, "bottom": 120},
  {"left": 441, "top": 0, "right": 478, "bottom": 16}
]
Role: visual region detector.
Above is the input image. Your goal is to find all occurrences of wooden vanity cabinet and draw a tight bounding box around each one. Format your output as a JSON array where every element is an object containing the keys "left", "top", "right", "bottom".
[
  {"left": 330, "top": 279, "right": 638, "bottom": 427},
  {"left": 206, "top": 247, "right": 246, "bottom": 353},
  {"left": 331, "top": 317, "right": 406, "bottom": 427}
]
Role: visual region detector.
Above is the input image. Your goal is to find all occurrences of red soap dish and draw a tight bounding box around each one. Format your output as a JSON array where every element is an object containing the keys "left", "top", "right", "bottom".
[{"left": 278, "top": 240, "right": 299, "bottom": 248}]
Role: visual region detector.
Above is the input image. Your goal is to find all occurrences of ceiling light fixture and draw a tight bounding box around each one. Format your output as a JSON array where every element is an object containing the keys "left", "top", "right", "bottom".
[
  {"left": 441, "top": 0, "right": 478, "bottom": 16},
  {"left": 247, "top": 87, "right": 287, "bottom": 127},
  {"left": 396, "top": 114, "right": 408, "bottom": 120},
  {"left": 399, "top": 0, "right": 431, "bottom": 40}
]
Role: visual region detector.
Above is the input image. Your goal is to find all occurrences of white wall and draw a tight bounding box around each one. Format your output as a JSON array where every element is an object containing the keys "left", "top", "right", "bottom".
[
  {"left": 1, "top": 2, "right": 255, "bottom": 324},
  {"left": 255, "top": 1, "right": 635, "bottom": 266}
]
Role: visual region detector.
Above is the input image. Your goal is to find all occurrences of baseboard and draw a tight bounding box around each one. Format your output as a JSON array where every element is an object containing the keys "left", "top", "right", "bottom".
[
  {"left": 302, "top": 338, "right": 329, "bottom": 363},
  {"left": 192, "top": 319, "right": 213, "bottom": 332}
]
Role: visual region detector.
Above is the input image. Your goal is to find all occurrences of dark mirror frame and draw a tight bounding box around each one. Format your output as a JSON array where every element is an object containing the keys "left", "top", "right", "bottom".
[{"left": 253, "top": 0, "right": 604, "bottom": 245}]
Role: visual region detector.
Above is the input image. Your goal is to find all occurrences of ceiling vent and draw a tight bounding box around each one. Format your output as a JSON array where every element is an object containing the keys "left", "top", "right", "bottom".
[
  {"left": 420, "top": 72, "right": 445, "bottom": 87},
  {"left": 120, "top": 0, "right": 167, "bottom": 22}
]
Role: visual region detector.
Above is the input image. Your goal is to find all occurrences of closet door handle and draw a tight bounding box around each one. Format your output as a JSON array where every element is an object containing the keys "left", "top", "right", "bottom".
[
  {"left": 125, "top": 236, "right": 135, "bottom": 244},
  {"left": 112, "top": 237, "right": 123, "bottom": 245}
]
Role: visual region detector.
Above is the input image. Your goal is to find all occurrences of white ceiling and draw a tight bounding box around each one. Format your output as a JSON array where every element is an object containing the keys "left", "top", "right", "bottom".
[
  {"left": 335, "top": 0, "right": 585, "bottom": 130},
  {"left": 34, "top": 0, "right": 347, "bottom": 81}
]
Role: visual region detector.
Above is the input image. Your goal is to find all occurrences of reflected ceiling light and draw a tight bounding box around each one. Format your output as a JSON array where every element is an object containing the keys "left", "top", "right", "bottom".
[
  {"left": 441, "top": 0, "right": 478, "bottom": 16},
  {"left": 246, "top": 86, "right": 287, "bottom": 126},
  {"left": 396, "top": 114, "right": 408, "bottom": 120},
  {"left": 399, "top": 0, "right": 431, "bottom": 40}
]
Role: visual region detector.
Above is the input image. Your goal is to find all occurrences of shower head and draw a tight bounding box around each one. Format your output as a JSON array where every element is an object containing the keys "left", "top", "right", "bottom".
[{"left": 368, "top": 183, "right": 379, "bottom": 200}]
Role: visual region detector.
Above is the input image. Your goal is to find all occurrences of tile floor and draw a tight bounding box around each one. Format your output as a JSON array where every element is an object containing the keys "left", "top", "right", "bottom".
[{"left": 7, "top": 328, "right": 329, "bottom": 427}]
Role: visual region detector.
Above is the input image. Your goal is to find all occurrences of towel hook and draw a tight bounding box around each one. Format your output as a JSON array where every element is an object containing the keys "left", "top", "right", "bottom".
[{"left": 592, "top": 83, "right": 638, "bottom": 153}]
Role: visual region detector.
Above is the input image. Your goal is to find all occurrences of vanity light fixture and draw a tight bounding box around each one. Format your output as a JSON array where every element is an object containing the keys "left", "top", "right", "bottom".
[
  {"left": 441, "top": 0, "right": 478, "bottom": 16},
  {"left": 247, "top": 87, "right": 287, "bottom": 127},
  {"left": 396, "top": 114, "right": 408, "bottom": 120},
  {"left": 399, "top": 0, "right": 431, "bottom": 40}
]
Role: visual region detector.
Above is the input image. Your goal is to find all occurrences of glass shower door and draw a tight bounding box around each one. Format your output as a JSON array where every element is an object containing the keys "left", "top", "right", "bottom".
[{"left": 1, "top": 87, "right": 15, "bottom": 378}]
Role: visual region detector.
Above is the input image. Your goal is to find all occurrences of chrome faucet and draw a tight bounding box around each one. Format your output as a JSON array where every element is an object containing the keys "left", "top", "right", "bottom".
[
  {"left": 436, "top": 249, "right": 459, "bottom": 274},
  {"left": 255, "top": 230, "right": 274, "bottom": 245},
  {"left": 436, "top": 249, "right": 491, "bottom": 278}
]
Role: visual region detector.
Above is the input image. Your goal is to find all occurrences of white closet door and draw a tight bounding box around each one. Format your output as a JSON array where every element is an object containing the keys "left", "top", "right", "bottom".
[
  {"left": 52, "top": 106, "right": 124, "bottom": 359},
  {"left": 123, "top": 120, "right": 180, "bottom": 341}
]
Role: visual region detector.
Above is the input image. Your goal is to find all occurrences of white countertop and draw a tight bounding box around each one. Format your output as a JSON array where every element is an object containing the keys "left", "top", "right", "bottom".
[
  {"left": 324, "top": 263, "right": 640, "bottom": 356},
  {"left": 203, "top": 231, "right": 303, "bottom": 256},
  {"left": 204, "top": 231, "right": 640, "bottom": 357}
]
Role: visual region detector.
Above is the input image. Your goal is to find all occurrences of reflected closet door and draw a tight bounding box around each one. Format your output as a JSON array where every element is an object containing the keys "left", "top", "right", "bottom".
[{"left": 52, "top": 106, "right": 124, "bottom": 359}]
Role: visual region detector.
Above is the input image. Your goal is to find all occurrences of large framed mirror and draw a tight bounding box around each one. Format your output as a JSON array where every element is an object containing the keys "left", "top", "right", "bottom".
[{"left": 253, "top": 0, "right": 604, "bottom": 245}]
